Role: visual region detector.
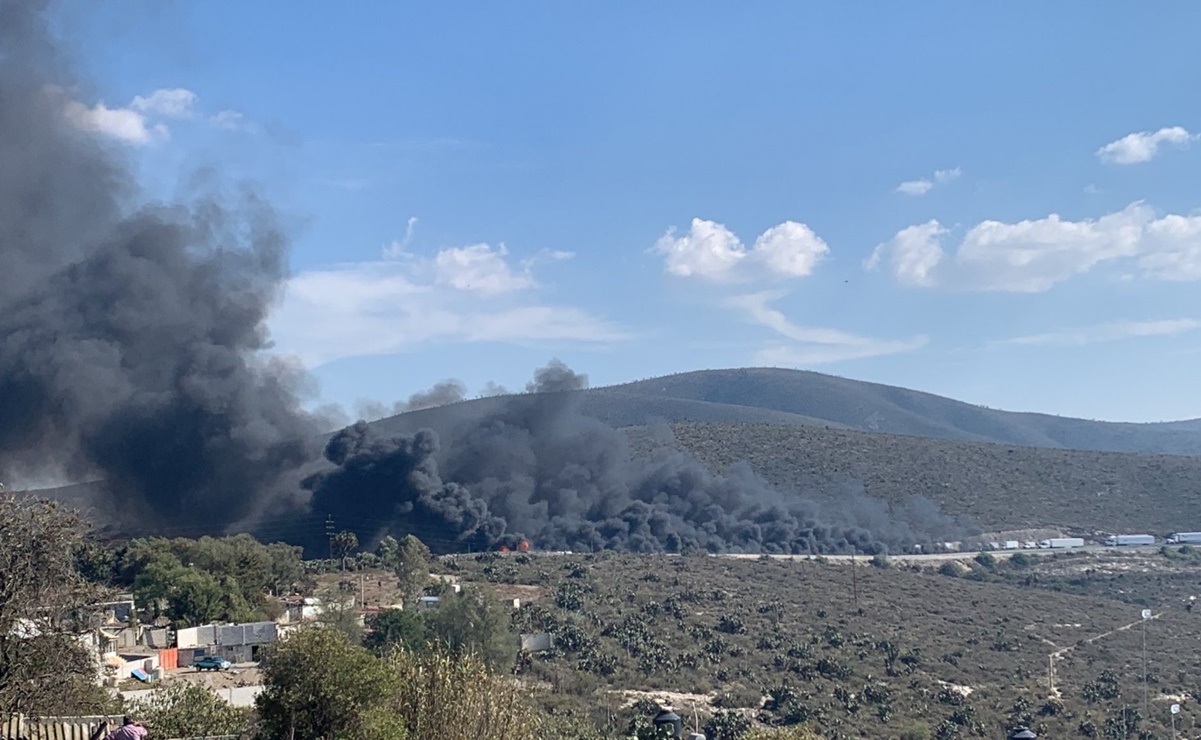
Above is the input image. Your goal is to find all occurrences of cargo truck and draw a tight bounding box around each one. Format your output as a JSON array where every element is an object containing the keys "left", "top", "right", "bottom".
[
  {"left": 1104, "top": 534, "right": 1156, "bottom": 547},
  {"left": 1038, "top": 537, "right": 1085, "bottom": 549},
  {"left": 1167, "top": 532, "right": 1201, "bottom": 544}
]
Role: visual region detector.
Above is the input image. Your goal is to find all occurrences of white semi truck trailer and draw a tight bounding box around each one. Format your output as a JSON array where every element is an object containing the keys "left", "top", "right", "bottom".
[
  {"left": 1038, "top": 537, "right": 1085, "bottom": 549},
  {"left": 1104, "top": 534, "right": 1156, "bottom": 547},
  {"left": 1167, "top": 532, "right": 1201, "bottom": 544}
]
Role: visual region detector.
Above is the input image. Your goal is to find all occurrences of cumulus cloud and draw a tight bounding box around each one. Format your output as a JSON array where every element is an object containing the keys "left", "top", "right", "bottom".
[
  {"left": 728, "top": 292, "right": 928, "bottom": 366},
  {"left": 1096, "top": 126, "right": 1196, "bottom": 165},
  {"left": 867, "top": 202, "right": 1201, "bottom": 291},
  {"left": 652, "top": 218, "right": 829, "bottom": 282},
  {"left": 994, "top": 319, "right": 1201, "bottom": 348},
  {"left": 270, "top": 244, "right": 621, "bottom": 367},
  {"left": 63, "top": 99, "right": 166, "bottom": 144},
  {"left": 61, "top": 87, "right": 199, "bottom": 145},
  {"left": 433, "top": 243, "right": 535, "bottom": 295},
  {"left": 863, "top": 220, "right": 946, "bottom": 287},
  {"left": 895, "top": 167, "right": 961, "bottom": 196}
]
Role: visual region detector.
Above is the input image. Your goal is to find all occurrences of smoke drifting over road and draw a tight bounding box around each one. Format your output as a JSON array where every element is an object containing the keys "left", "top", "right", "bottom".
[
  {"left": 306, "top": 361, "right": 974, "bottom": 556},
  {"left": 0, "top": 0, "right": 320, "bottom": 526}
]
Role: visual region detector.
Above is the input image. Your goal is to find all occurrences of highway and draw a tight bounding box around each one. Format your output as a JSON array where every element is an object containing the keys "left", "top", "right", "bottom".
[{"left": 717, "top": 543, "right": 1164, "bottom": 565}]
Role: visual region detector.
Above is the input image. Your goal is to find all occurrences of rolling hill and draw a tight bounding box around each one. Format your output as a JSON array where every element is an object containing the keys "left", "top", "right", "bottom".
[
  {"left": 371, "top": 368, "right": 1201, "bottom": 456},
  {"left": 17, "top": 367, "right": 1201, "bottom": 540}
]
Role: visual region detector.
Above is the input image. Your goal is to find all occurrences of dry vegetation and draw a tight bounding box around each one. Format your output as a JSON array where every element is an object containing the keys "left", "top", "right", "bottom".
[{"left": 440, "top": 550, "right": 1201, "bottom": 739}]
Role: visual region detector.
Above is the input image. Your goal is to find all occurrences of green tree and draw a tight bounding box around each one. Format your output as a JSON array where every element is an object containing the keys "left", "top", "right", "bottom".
[
  {"left": 365, "top": 609, "right": 428, "bottom": 657},
  {"left": 120, "top": 534, "right": 303, "bottom": 621},
  {"left": 132, "top": 552, "right": 187, "bottom": 620},
  {"left": 376, "top": 535, "right": 400, "bottom": 568},
  {"left": 395, "top": 535, "right": 431, "bottom": 603},
  {"left": 425, "top": 586, "right": 517, "bottom": 671},
  {"left": 125, "top": 681, "right": 249, "bottom": 737},
  {"left": 333, "top": 530, "right": 360, "bottom": 572},
  {"left": 256, "top": 626, "right": 405, "bottom": 740},
  {"left": 315, "top": 585, "right": 364, "bottom": 642},
  {"left": 166, "top": 569, "right": 227, "bottom": 627}
]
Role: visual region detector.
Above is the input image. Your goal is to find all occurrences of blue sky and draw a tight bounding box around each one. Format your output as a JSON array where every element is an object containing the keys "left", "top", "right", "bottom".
[{"left": 54, "top": 1, "right": 1201, "bottom": 422}]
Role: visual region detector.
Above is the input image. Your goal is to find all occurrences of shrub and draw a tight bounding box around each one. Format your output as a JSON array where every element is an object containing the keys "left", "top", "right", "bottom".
[{"left": 125, "top": 681, "right": 249, "bottom": 738}]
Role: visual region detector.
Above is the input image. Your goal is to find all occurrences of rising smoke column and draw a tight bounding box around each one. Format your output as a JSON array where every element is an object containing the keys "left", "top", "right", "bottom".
[
  {"left": 0, "top": 0, "right": 320, "bottom": 526},
  {"left": 306, "top": 360, "right": 975, "bottom": 555}
]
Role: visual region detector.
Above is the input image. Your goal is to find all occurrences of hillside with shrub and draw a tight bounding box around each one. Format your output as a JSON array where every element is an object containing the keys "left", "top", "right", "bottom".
[
  {"left": 629, "top": 422, "right": 1201, "bottom": 535},
  {"left": 441, "top": 549, "right": 1201, "bottom": 739}
]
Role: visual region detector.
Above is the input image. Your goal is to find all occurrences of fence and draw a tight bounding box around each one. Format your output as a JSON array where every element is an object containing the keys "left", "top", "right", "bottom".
[{"left": 1, "top": 715, "right": 239, "bottom": 740}]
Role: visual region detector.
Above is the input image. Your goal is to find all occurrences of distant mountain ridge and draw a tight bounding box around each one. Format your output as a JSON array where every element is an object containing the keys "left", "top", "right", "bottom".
[{"left": 375, "top": 367, "right": 1201, "bottom": 456}]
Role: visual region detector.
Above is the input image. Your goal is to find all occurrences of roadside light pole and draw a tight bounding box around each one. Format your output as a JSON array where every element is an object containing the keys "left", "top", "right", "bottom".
[{"left": 1141, "top": 608, "right": 1151, "bottom": 725}]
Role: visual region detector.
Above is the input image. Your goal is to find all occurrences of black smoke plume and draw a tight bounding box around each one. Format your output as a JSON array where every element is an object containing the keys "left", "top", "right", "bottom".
[
  {"left": 305, "top": 361, "right": 974, "bottom": 556},
  {"left": 354, "top": 379, "right": 468, "bottom": 422},
  {"left": 0, "top": 0, "right": 320, "bottom": 526}
]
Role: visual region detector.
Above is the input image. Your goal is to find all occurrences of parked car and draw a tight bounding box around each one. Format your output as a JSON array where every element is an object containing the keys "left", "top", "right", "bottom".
[{"left": 194, "top": 656, "right": 231, "bottom": 671}]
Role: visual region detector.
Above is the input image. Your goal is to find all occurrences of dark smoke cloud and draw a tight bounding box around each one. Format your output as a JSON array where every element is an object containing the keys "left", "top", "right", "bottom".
[
  {"left": 0, "top": 0, "right": 320, "bottom": 526},
  {"left": 351, "top": 360, "right": 584, "bottom": 423},
  {"left": 354, "top": 379, "right": 468, "bottom": 422},
  {"left": 0, "top": 1, "right": 973, "bottom": 556},
  {"left": 305, "top": 361, "right": 975, "bottom": 556},
  {"left": 525, "top": 359, "right": 587, "bottom": 394}
]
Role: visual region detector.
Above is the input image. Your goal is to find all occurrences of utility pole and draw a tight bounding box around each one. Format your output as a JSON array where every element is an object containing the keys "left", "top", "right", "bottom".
[{"left": 325, "top": 516, "right": 335, "bottom": 563}]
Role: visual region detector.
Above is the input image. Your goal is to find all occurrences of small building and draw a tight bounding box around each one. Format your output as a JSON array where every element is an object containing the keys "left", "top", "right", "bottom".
[
  {"left": 415, "top": 596, "right": 441, "bottom": 611},
  {"left": 177, "top": 621, "right": 278, "bottom": 664}
]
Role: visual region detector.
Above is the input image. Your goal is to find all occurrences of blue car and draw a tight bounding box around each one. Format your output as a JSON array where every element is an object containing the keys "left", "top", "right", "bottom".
[{"left": 193, "top": 656, "right": 231, "bottom": 671}]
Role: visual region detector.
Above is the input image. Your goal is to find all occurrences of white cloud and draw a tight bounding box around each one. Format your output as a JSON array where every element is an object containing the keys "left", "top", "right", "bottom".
[
  {"left": 269, "top": 245, "right": 619, "bottom": 367},
  {"left": 869, "top": 202, "right": 1201, "bottom": 291},
  {"left": 63, "top": 100, "right": 164, "bottom": 144},
  {"left": 727, "top": 292, "right": 928, "bottom": 366},
  {"left": 130, "top": 88, "right": 197, "bottom": 118},
  {"left": 994, "top": 319, "right": 1201, "bottom": 348},
  {"left": 652, "top": 218, "right": 829, "bottom": 282},
  {"left": 895, "top": 166, "right": 961, "bottom": 196},
  {"left": 62, "top": 87, "right": 200, "bottom": 145},
  {"left": 382, "top": 217, "right": 419, "bottom": 259},
  {"left": 864, "top": 220, "right": 946, "bottom": 287},
  {"left": 433, "top": 243, "right": 534, "bottom": 295},
  {"left": 1097, "top": 126, "right": 1196, "bottom": 165},
  {"left": 895, "top": 179, "right": 933, "bottom": 196}
]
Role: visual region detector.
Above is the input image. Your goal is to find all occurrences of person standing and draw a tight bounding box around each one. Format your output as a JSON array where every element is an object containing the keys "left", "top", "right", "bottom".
[{"left": 89, "top": 716, "right": 148, "bottom": 739}]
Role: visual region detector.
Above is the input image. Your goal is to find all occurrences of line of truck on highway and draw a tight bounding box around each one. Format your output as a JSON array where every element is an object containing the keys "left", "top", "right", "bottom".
[{"left": 930, "top": 532, "right": 1201, "bottom": 553}]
